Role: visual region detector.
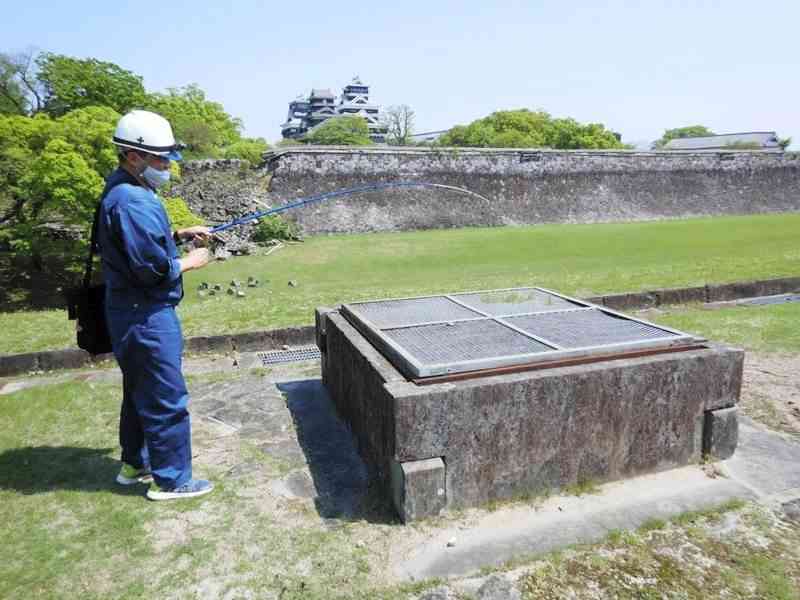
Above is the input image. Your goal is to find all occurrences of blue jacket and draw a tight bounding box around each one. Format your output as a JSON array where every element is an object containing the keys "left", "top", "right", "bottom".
[{"left": 97, "top": 168, "right": 183, "bottom": 308}]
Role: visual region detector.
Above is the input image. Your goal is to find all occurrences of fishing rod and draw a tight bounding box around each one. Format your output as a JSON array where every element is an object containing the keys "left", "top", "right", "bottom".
[{"left": 204, "top": 181, "right": 492, "bottom": 237}]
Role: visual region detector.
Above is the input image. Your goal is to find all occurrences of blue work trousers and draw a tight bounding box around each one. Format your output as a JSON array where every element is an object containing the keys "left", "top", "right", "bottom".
[{"left": 106, "top": 303, "right": 192, "bottom": 489}]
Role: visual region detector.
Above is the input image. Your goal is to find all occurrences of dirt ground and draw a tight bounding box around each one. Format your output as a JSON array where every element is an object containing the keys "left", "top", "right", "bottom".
[{"left": 740, "top": 352, "right": 800, "bottom": 436}]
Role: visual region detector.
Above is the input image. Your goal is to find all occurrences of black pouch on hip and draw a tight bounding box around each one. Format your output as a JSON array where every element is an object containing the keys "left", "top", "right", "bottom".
[{"left": 66, "top": 202, "right": 112, "bottom": 355}]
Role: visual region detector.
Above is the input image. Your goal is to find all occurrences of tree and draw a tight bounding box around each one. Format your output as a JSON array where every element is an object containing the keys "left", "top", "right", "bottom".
[
  {"left": 0, "top": 50, "right": 44, "bottom": 115},
  {"left": 144, "top": 84, "right": 243, "bottom": 157},
  {"left": 21, "top": 138, "right": 104, "bottom": 225},
  {"left": 0, "top": 106, "right": 119, "bottom": 228},
  {"left": 0, "top": 113, "right": 55, "bottom": 225},
  {"left": 0, "top": 58, "right": 25, "bottom": 114},
  {"left": 221, "top": 138, "right": 270, "bottom": 164},
  {"left": 162, "top": 196, "right": 204, "bottom": 229},
  {"left": 778, "top": 137, "right": 792, "bottom": 150},
  {"left": 2, "top": 49, "right": 252, "bottom": 159},
  {"left": 304, "top": 115, "right": 373, "bottom": 145},
  {"left": 437, "top": 109, "right": 623, "bottom": 149},
  {"left": 384, "top": 104, "right": 415, "bottom": 145},
  {"left": 0, "top": 49, "right": 261, "bottom": 305},
  {"left": 653, "top": 125, "right": 714, "bottom": 149},
  {"left": 276, "top": 137, "right": 306, "bottom": 148},
  {"left": 35, "top": 52, "right": 145, "bottom": 117}
]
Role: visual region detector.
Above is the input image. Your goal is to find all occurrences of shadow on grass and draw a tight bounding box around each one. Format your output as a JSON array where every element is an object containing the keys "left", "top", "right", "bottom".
[
  {"left": 0, "top": 446, "right": 144, "bottom": 495},
  {"left": 0, "top": 249, "right": 80, "bottom": 312},
  {"left": 278, "top": 379, "right": 398, "bottom": 525}
]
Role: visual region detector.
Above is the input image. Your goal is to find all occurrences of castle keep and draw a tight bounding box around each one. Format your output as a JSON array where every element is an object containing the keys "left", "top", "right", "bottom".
[{"left": 281, "top": 77, "right": 388, "bottom": 143}]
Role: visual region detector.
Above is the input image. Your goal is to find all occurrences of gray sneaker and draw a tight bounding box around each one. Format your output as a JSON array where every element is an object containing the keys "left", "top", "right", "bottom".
[{"left": 146, "top": 479, "right": 214, "bottom": 501}]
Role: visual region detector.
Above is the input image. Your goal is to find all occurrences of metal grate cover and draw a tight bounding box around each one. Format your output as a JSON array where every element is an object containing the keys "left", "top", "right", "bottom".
[
  {"left": 505, "top": 309, "right": 680, "bottom": 349},
  {"left": 452, "top": 289, "right": 580, "bottom": 315},
  {"left": 341, "top": 287, "right": 699, "bottom": 378},
  {"left": 258, "top": 346, "right": 321, "bottom": 365},
  {"left": 385, "top": 320, "right": 554, "bottom": 364},
  {"left": 347, "top": 296, "right": 482, "bottom": 328}
]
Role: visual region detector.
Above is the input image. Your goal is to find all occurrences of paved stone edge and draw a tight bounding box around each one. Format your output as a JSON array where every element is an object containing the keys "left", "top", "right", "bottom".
[
  {"left": 1, "top": 275, "right": 799, "bottom": 377},
  {"left": 592, "top": 276, "right": 800, "bottom": 311}
]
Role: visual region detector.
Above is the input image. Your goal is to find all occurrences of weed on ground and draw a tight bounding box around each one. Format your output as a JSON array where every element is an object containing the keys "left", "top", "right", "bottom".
[{"left": 518, "top": 502, "right": 800, "bottom": 599}]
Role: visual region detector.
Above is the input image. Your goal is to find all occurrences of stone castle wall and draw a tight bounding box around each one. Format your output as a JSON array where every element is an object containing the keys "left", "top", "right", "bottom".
[{"left": 177, "top": 148, "right": 800, "bottom": 236}]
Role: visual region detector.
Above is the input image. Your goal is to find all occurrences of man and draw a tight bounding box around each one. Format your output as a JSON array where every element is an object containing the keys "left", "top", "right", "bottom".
[{"left": 98, "top": 109, "right": 213, "bottom": 500}]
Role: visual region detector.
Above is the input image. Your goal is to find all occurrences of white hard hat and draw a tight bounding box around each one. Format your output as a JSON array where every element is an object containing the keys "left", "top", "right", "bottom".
[{"left": 113, "top": 110, "right": 183, "bottom": 160}]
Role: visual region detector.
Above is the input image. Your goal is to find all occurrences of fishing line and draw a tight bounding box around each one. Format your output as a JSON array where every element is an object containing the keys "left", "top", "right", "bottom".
[{"left": 205, "top": 181, "right": 492, "bottom": 236}]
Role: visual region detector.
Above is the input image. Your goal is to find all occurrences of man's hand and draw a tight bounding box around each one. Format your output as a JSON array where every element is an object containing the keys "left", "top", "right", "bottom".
[
  {"left": 179, "top": 247, "right": 211, "bottom": 273},
  {"left": 176, "top": 226, "right": 212, "bottom": 246}
]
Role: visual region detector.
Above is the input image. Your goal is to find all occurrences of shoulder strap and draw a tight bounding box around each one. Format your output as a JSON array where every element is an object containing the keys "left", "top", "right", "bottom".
[{"left": 81, "top": 174, "right": 136, "bottom": 289}]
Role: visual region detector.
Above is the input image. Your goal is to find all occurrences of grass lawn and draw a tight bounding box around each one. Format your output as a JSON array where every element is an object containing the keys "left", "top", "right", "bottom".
[
  {"left": 654, "top": 301, "right": 800, "bottom": 354},
  {"left": 2, "top": 298, "right": 800, "bottom": 598},
  {"left": 2, "top": 212, "right": 800, "bottom": 355},
  {"left": 0, "top": 380, "right": 421, "bottom": 600}
]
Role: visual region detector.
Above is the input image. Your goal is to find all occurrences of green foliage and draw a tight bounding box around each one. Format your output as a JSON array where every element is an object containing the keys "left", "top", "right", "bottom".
[
  {"left": 35, "top": 52, "right": 145, "bottom": 117},
  {"left": 303, "top": 115, "right": 373, "bottom": 145},
  {"left": 0, "top": 106, "right": 119, "bottom": 226},
  {"left": 0, "top": 107, "right": 118, "bottom": 286},
  {"left": 778, "top": 137, "right": 792, "bottom": 150},
  {"left": 0, "top": 48, "right": 259, "bottom": 308},
  {"left": 251, "top": 215, "right": 300, "bottom": 243},
  {"left": 0, "top": 54, "right": 26, "bottom": 115},
  {"left": 54, "top": 105, "right": 120, "bottom": 174},
  {"left": 547, "top": 118, "right": 623, "bottom": 149},
  {"left": 0, "top": 50, "right": 43, "bottom": 115},
  {"left": 276, "top": 138, "right": 306, "bottom": 148},
  {"left": 437, "top": 109, "right": 624, "bottom": 149},
  {"left": 144, "top": 84, "right": 243, "bottom": 157},
  {"left": 654, "top": 125, "right": 715, "bottom": 148},
  {"left": 221, "top": 137, "right": 270, "bottom": 164},
  {"left": 0, "top": 107, "right": 119, "bottom": 213},
  {"left": 161, "top": 195, "right": 204, "bottom": 230},
  {"left": 21, "top": 137, "right": 104, "bottom": 224}
]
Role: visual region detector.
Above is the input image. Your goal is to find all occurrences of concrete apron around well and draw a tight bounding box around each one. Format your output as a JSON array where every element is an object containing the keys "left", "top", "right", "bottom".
[
  {"left": 392, "top": 415, "right": 800, "bottom": 581},
  {"left": 316, "top": 305, "right": 744, "bottom": 524}
]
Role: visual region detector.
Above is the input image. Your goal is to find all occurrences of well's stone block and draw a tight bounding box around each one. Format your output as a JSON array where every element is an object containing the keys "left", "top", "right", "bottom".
[
  {"left": 391, "top": 457, "right": 446, "bottom": 523},
  {"left": 654, "top": 286, "right": 708, "bottom": 306},
  {"left": 319, "top": 309, "right": 743, "bottom": 521},
  {"left": 704, "top": 406, "right": 739, "bottom": 460},
  {"left": 0, "top": 352, "right": 39, "bottom": 377},
  {"left": 602, "top": 291, "right": 657, "bottom": 310}
]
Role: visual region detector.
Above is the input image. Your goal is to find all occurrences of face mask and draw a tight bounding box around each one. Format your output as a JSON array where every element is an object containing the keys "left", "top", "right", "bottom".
[{"left": 141, "top": 165, "right": 171, "bottom": 189}]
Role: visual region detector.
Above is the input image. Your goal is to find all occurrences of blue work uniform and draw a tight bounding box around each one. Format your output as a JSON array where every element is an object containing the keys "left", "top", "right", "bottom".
[{"left": 97, "top": 168, "right": 191, "bottom": 489}]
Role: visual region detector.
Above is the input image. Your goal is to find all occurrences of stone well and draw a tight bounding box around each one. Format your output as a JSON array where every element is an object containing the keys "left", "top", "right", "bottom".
[{"left": 315, "top": 288, "right": 743, "bottom": 522}]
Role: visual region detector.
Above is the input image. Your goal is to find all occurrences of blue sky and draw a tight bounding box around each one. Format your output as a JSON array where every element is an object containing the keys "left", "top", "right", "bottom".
[{"left": 2, "top": 0, "right": 798, "bottom": 147}]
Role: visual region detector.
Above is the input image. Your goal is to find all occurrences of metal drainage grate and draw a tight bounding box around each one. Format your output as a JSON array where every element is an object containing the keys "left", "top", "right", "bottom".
[{"left": 258, "top": 346, "right": 321, "bottom": 365}]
